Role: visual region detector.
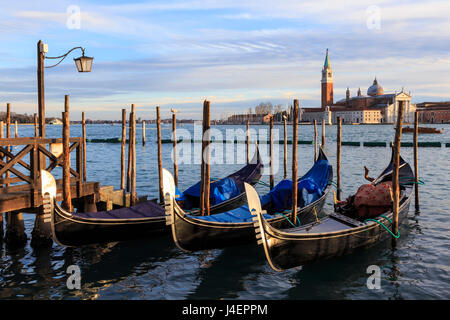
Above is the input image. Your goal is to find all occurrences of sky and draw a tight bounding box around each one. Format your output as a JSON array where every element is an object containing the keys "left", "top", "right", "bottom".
[{"left": 1, "top": 0, "right": 450, "bottom": 120}]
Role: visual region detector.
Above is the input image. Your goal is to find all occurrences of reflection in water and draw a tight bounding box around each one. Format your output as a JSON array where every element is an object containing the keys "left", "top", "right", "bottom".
[{"left": 187, "top": 244, "right": 267, "bottom": 300}]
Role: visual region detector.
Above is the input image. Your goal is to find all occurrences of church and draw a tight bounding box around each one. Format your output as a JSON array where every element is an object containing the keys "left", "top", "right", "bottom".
[{"left": 301, "top": 50, "right": 415, "bottom": 124}]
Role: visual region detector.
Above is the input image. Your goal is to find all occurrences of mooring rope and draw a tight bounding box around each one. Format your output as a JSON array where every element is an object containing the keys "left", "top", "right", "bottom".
[{"left": 364, "top": 214, "right": 400, "bottom": 239}]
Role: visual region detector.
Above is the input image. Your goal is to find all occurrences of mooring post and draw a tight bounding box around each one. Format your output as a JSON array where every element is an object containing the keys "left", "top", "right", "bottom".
[
  {"left": 313, "top": 119, "right": 317, "bottom": 162},
  {"left": 292, "top": 99, "right": 299, "bottom": 225},
  {"left": 121, "top": 109, "right": 126, "bottom": 190},
  {"left": 200, "top": 102, "right": 206, "bottom": 216},
  {"left": 82, "top": 112, "right": 86, "bottom": 182},
  {"left": 62, "top": 96, "right": 72, "bottom": 211},
  {"left": 130, "top": 105, "right": 136, "bottom": 205},
  {"left": 269, "top": 115, "right": 274, "bottom": 189},
  {"left": 127, "top": 105, "right": 134, "bottom": 193},
  {"left": 246, "top": 119, "right": 250, "bottom": 164},
  {"left": 337, "top": 116, "right": 342, "bottom": 201},
  {"left": 203, "top": 101, "right": 211, "bottom": 216},
  {"left": 14, "top": 121, "right": 18, "bottom": 138},
  {"left": 34, "top": 113, "right": 38, "bottom": 137},
  {"left": 172, "top": 110, "right": 178, "bottom": 186},
  {"left": 413, "top": 110, "right": 420, "bottom": 212},
  {"left": 283, "top": 115, "right": 287, "bottom": 179},
  {"left": 392, "top": 101, "right": 405, "bottom": 248},
  {"left": 321, "top": 119, "right": 325, "bottom": 147},
  {"left": 6, "top": 103, "right": 10, "bottom": 187},
  {"left": 156, "top": 106, "right": 163, "bottom": 204},
  {"left": 0, "top": 121, "right": 3, "bottom": 240},
  {"left": 5, "top": 212, "right": 27, "bottom": 247},
  {"left": 142, "top": 120, "right": 146, "bottom": 146}
]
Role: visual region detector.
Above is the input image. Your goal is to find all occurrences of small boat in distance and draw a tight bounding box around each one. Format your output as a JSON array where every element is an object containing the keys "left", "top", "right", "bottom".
[
  {"left": 247, "top": 149, "right": 414, "bottom": 271},
  {"left": 401, "top": 126, "right": 443, "bottom": 134}
]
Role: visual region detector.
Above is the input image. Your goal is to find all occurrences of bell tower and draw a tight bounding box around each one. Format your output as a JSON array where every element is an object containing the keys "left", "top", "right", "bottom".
[{"left": 321, "top": 49, "right": 334, "bottom": 107}]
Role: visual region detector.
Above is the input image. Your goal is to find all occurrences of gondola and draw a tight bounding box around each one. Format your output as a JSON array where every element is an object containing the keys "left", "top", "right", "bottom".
[
  {"left": 163, "top": 147, "right": 333, "bottom": 252},
  {"left": 41, "top": 147, "right": 263, "bottom": 247},
  {"left": 247, "top": 149, "right": 414, "bottom": 271}
]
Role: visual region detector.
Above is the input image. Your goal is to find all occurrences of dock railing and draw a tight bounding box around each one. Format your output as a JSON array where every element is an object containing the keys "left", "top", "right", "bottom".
[{"left": 0, "top": 137, "right": 84, "bottom": 208}]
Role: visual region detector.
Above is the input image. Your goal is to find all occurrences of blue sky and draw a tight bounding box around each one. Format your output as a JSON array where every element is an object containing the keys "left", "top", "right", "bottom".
[{"left": 1, "top": 0, "right": 450, "bottom": 120}]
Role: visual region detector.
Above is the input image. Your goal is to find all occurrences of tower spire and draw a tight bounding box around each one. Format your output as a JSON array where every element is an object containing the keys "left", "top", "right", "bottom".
[
  {"left": 324, "top": 48, "right": 330, "bottom": 68},
  {"left": 321, "top": 49, "right": 333, "bottom": 107}
]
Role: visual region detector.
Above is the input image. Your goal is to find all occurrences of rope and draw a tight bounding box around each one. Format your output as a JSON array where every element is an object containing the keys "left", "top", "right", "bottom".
[
  {"left": 279, "top": 212, "right": 297, "bottom": 228},
  {"left": 281, "top": 209, "right": 301, "bottom": 226},
  {"left": 398, "top": 177, "right": 425, "bottom": 186},
  {"left": 256, "top": 181, "right": 271, "bottom": 188},
  {"left": 364, "top": 214, "right": 400, "bottom": 239}
]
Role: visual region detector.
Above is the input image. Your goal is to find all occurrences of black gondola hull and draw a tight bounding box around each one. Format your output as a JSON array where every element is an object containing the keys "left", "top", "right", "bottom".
[
  {"left": 171, "top": 188, "right": 330, "bottom": 251},
  {"left": 253, "top": 151, "right": 414, "bottom": 271},
  {"left": 48, "top": 147, "right": 263, "bottom": 247},
  {"left": 51, "top": 207, "right": 168, "bottom": 247},
  {"left": 168, "top": 148, "right": 332, "bottom": 252},
  {"left": 265, "top": 196, "right": 411, "bottom": 270}
]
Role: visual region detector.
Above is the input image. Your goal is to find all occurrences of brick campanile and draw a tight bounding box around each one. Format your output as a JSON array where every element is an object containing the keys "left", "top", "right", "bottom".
[{"left": 321, "top": 49, "right": 333, "bottom": 107}]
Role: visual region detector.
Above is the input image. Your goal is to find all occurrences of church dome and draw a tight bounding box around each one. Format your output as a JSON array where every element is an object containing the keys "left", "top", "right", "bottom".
[{"left": 367, "top": 78, "right": 384, "bottom": 96}]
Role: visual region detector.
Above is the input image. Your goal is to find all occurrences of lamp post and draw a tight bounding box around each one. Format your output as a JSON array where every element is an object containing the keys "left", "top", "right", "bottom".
[{"left": 37, "top": 40, "right": 93, "bottom": 138}]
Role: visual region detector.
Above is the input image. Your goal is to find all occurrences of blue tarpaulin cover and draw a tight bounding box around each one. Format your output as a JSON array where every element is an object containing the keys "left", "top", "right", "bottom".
[
  {"left": 192, "top": 159, "right": 331, "bottom": 223},
  {"left": 182, "top": 177, "right": 241, "bottom": 206}
]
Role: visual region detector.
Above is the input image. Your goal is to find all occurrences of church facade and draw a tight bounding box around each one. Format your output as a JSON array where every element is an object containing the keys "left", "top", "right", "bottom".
[{"left": 301, "top": 50, "right": 415, "bottom": 124}]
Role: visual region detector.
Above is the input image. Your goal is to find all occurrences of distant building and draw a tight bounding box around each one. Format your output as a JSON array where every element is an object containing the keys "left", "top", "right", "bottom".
[
  {"left": 302, "top": 50, "right": 415, "bottom": 124},
  {"left": 226, "top": 113, "right": 272, "bottom": 124},
  {"left": 416, "top": 102, "right": 450, "bottom": 123}
]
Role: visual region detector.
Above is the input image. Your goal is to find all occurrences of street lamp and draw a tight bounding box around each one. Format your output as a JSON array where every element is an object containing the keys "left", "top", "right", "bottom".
[{"left": 37, "top": 40, "right": 94, "bottom": 137}]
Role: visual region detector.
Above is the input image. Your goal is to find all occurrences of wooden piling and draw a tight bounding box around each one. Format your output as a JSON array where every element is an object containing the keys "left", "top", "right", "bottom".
[
  {"left": 127, "top": 105, "right": 135, "bottom": 192},
  {"left": 121, "top": 109, "right": 126, "bottom": 190},
  {"left": 392, "top": 101, "right": 405, "bottom": 247},
  {"left": 5, "top": 213, "right": 27, "bottom": 246},
  {"left": 34, "top": 113, "right": 38, "bottom": 137},
  {"left": 14, "top": 121, "right": 18, "bottom": 138},
  {"left": 142, "top": 121, "right": 146, "bottom": 146},
  {"left": 269, "top": 115, "right": 274, "bottom": 189},
  {"left": 246, "top": 119, "right": 250, "bottom": 164},
  {"left": 292, "top": 100, "right": 299, "bottom": 225},
  {"left": 203, "top": 101, "right": 211, "bottom": 216},
  {"left": 413, "top": 110, "right": 420, "bottom": 212},
  {"left": 82, "top": 112, "right": 86, "bottom": 182},
  {"left": 172, "top": 112, "right": 178, "bottom": 186},
  {"left": 6, "top": 103, "right": 10, "bottom": 187},
  {"left": 0, "top": 121, "right": 3, "bottom": 240},
  {"left": 336, "top": 117, "right": 342, "bottom": 201},
  {"left": 321, "top": 119, "right": 325, "bottom": 147},
  {"left": 62, "top": 96, "right": 72, "bottom": 212},
  {"left": 130, "top": 105, "right": 136, "bottom": 205},
  {"left": 283, "top": 115, "right": 287, "bottom": 179},
  {"left": 200, "top": 103, "right": 206, "bottom": 216},
  {"left": 156, "top": 107, "right": 163, "bottom": 203},
  {"left": 313, "top": 120, "right": 317, "bottom": 161}
]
